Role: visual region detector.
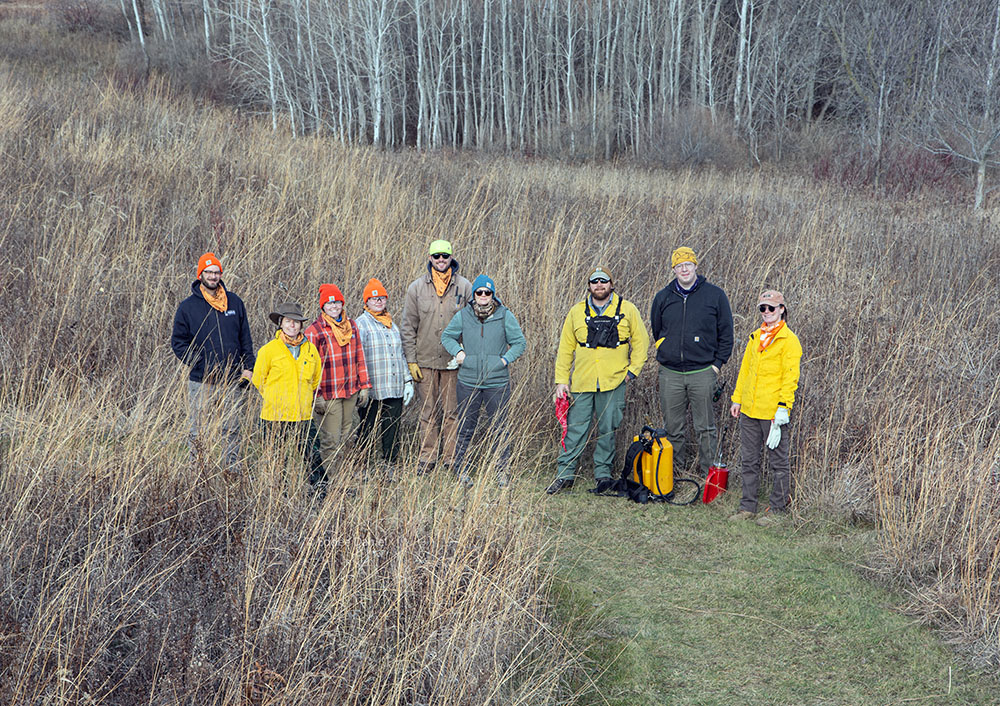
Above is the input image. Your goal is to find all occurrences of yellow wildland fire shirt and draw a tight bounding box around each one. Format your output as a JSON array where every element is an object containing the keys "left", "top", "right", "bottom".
[
  {"left": 731, "top": 324, "right": 802, "bottom": 420},
  {"left": 554, "top": 292, "right": 649, "bottom": 393},
  {"left": 252, "top": 332, "right": 323, "bottom": 422}
]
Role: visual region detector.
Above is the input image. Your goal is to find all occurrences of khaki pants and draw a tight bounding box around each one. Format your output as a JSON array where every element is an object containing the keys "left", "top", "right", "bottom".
[
  {"left": 313, "top": 393, "right": 358, "bottom": 474},
  {"left": 187, "top": 380, "right": 246, "bottom": 473},
  {"left": 417, "top": 368, "right": 458, "bottom": 465}
]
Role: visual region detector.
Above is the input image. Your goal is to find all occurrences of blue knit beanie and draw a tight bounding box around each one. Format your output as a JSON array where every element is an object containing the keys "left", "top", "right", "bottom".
[{"left": 471, "top": 274, "right": 496, "bottom": 295}]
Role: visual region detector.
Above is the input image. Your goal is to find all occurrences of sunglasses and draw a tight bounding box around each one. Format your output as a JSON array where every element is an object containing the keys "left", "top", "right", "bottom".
[
  {"left": 430, "top": 252, "right": 450, "bottom": 260},
  {"left": 758, "top": 304, "right": 779, "bottom": 313},
  {"left": 589, "top": 278, "right": 610, "bottom": 284},
  {"left": 474, "top": 289, "right": 493, "bottom": 297}
]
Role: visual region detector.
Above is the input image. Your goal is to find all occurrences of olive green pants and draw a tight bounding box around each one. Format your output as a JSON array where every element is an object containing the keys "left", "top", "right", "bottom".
[
  {"left": 555, "top": 385, "right": 626, "bottom": 481},
  {"left": 658, "top": 366, "right": 718, "bottom": 476}
]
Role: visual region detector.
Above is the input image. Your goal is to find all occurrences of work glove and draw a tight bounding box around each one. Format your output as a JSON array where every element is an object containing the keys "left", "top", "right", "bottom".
[
  {"left": 357, "top": 388, "right": 370, "bottom": 408},
  {"left": 408, "top": 363, "right": 423, "bottom": 382},
  {"left": 446, "top": 356, "right": 459, "bottom": 370},
  {"left": 766, "top": 422, "right": 782, "bottom": 450},
  {"left": 773, "top": 407, "right": 790, "bottom": 426},
  {"left": 402, "top": 381, "right": 415, "bottom": 406}
]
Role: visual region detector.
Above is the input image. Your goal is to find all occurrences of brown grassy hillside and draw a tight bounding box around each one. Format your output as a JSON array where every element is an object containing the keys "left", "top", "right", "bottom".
[{"left": 1, "top": 13, "right": 999, "bottom": 703}]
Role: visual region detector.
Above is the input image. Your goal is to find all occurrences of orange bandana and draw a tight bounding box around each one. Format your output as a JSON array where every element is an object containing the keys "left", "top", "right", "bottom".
[
  {"left": 364, "top": 305, "right": 393, "bottom": 329},
  {"left": 200, "top": 283, "right": 228, "bottom": 313},
  {"left": 322, "top": 312, "right": 354, "bottom": 347},
  {"left": 431, "top": 268, "right": 452, "bottom": 297},
  {"left": 758, "top": 320, "right": 785, "bottom": 352},
  {"left": 280, "top": 331, "right": 305, "bottom": 347}
]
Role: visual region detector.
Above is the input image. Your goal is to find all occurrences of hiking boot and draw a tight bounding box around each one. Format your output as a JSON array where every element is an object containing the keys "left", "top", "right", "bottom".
[
  {"left": 592, "top": 478, "right": 617, "bottom": 494},
  {"left": 546, "top": 477, "right": 574, "bottom": 495},
  {"left": 755, "top": 511, "right": 788, "bottom": 528},
  {"left": 728, "top": 510, "right": 756, "bottom": 522}
]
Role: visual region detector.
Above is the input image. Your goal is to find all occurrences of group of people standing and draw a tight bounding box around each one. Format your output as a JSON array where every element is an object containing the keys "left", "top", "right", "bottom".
[
  {"left": 170, "top": 242, "right": 802, "bottom": 522},
  {"left": 169, "top": 240, "right": 522, "bottom": 490},
  {"left": 545, "top": 246, "right": 802, "bottom": 526}
]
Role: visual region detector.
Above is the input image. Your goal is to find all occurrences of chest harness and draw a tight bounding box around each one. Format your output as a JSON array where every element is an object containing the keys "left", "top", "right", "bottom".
[{"left": 583, "top": 296, "right": 626, "bottom": 349}]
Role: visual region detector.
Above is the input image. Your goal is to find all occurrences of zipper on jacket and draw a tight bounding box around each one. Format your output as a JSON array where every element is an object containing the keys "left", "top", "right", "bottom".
[{"left": 680, "top": 297, "right": 687, "bottom": 364}]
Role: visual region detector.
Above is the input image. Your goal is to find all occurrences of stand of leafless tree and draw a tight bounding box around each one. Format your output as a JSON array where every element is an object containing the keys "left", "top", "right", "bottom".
[{"left": 123, "top": 0, "right": 1000, "bottom": 206}]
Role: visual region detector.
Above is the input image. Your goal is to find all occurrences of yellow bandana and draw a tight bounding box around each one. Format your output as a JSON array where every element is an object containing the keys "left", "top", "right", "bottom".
[
  {"left": 364, "top": 306, "right": 393, "bottom": 329},
  {"left": 322, "top": 312, "right": 353, "bottom": 347},
  {"left": 200, "top": 283, "right": 228, "bottom": 313},
  {"left": 431, "top": 268, "right": 452, "bottom": 297}
]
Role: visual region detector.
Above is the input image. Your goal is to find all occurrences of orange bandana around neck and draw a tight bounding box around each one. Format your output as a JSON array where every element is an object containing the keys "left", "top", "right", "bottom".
[
  {"left": 322, "top": 312, "right": 353, "bottom": 347},
  {"left": 364, "top": 306, "right": 393, "bottom": 329},
  {"left": 280, "top": 331, "right": 305, "bottom": 347},
  {"left": 431, "top": 268, "right": 452, "bottom": 297},
  {"left": 758, "top": 320, "right": 785, "bottom": 352},
  {"left": 200, "top": 283, "right": 228, "bottom": 313}
]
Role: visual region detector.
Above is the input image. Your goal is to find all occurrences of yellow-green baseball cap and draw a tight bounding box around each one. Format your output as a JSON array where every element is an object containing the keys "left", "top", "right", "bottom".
[{"left": 428, "top": 239, "right": 453, "bottom": 256}]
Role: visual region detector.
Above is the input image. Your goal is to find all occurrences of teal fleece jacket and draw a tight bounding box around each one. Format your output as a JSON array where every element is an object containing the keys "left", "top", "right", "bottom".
[{"left": 441, "top": 303, "right": 526, "bottom": 388}]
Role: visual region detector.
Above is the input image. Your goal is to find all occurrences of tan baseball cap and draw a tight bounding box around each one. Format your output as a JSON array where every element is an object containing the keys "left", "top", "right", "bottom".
[{"left": 758, "top": 290, "right": 785, "bottom": 307}]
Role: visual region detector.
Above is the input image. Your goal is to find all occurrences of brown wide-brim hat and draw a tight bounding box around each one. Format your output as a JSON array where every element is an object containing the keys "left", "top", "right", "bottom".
[{"left": 269, "top": 302, "right": 309, "bottom": 326}]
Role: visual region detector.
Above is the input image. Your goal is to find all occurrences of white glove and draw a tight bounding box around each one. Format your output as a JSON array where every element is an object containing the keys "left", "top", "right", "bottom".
[
  {"left": 774, "top": 407, "right": 790, "bottom": 426},
  {"left": 446, "top": 356, "right": 459, "bottom": 370},
  {"left": 403, "top": 381, "right": 414, "bottom": 406},
  {"left": 766, "top": 421, "right": 782, "bottom": 449}
]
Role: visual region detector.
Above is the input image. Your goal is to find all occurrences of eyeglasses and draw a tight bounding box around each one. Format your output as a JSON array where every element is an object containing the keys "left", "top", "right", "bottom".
[
  {"left": 474, "top": 289, "right": 493, "bottom": 297},
  {"left": 589, "top": 278, "right": 610, "bottom": 284},
  {"left": 758, "top": 304, "right": 778, "bottom": 313},
  {"left": 430, "top": 253, "right": 450, "bottom": 260}
]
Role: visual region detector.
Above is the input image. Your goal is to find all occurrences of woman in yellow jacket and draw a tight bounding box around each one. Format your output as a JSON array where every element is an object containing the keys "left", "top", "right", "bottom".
[
  {"left": 252, "top": 302, "right": 324, "bottom": 485},
  {"left": 728, "top": 290, "right": 802, "bottom": 526}
]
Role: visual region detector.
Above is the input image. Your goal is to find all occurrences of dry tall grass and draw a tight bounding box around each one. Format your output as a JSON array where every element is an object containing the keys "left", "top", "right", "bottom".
[{"left": 2, "top": 15, "right": 1000, "bottom": 702}]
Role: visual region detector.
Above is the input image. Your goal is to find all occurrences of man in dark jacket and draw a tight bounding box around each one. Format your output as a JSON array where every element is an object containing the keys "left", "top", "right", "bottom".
[
  {"left": 650, "top": 246, "right": 733, "bottom": 478},
  {"left": 171, "top": 253, "right": 255, "bottom": 471}
]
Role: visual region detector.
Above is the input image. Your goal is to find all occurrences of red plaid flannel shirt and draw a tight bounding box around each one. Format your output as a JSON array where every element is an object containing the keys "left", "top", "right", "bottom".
[{"left": 304, "top": 317, "right": 371, "bottom": 400}]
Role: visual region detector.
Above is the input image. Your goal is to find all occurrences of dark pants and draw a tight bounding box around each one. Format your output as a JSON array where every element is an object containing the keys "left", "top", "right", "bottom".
[
  {"left": 738, "top": 414, "right": 791, "bottom": 513},
  {"left": 453, "top": 381, "right": 512, "bottom": 478},
  {"left": 261, "top": 420, "right": 325, "bottom": 486},
  {"left": 659, "top": 366, "right": 718, "bottom": 476},
  {"left": 357, "top": 397, "right": 404, "bottom": 462}
]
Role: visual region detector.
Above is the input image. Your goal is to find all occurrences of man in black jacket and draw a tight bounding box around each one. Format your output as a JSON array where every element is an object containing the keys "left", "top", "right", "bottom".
[
  {"left": 171, "top": 253, "right": 255, "bottom": 472},
  {"left": 650, "top": 246, "right": 733, "bottom": 478}
]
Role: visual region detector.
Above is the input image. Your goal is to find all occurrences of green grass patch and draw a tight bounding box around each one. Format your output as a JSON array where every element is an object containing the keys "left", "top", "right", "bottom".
[{"left": 543, "top": 486, "right": 998, "bottom": 705}]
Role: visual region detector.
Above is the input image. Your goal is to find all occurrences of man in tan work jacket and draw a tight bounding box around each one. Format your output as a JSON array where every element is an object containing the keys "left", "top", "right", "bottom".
[{"left": 400, "top": 239, "right": 473, "bottom": 475}]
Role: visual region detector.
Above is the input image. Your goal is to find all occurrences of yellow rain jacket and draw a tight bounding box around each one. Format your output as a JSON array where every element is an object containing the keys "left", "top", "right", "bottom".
[
  {"left": 554, "top": 293, "right": 649, "bottom": 393},
  {"left": 252, "top": 332, "right": 323, "bottom": 422},
  {"left": 731, "top": 324, "right": 802, "bottom": 420}
]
